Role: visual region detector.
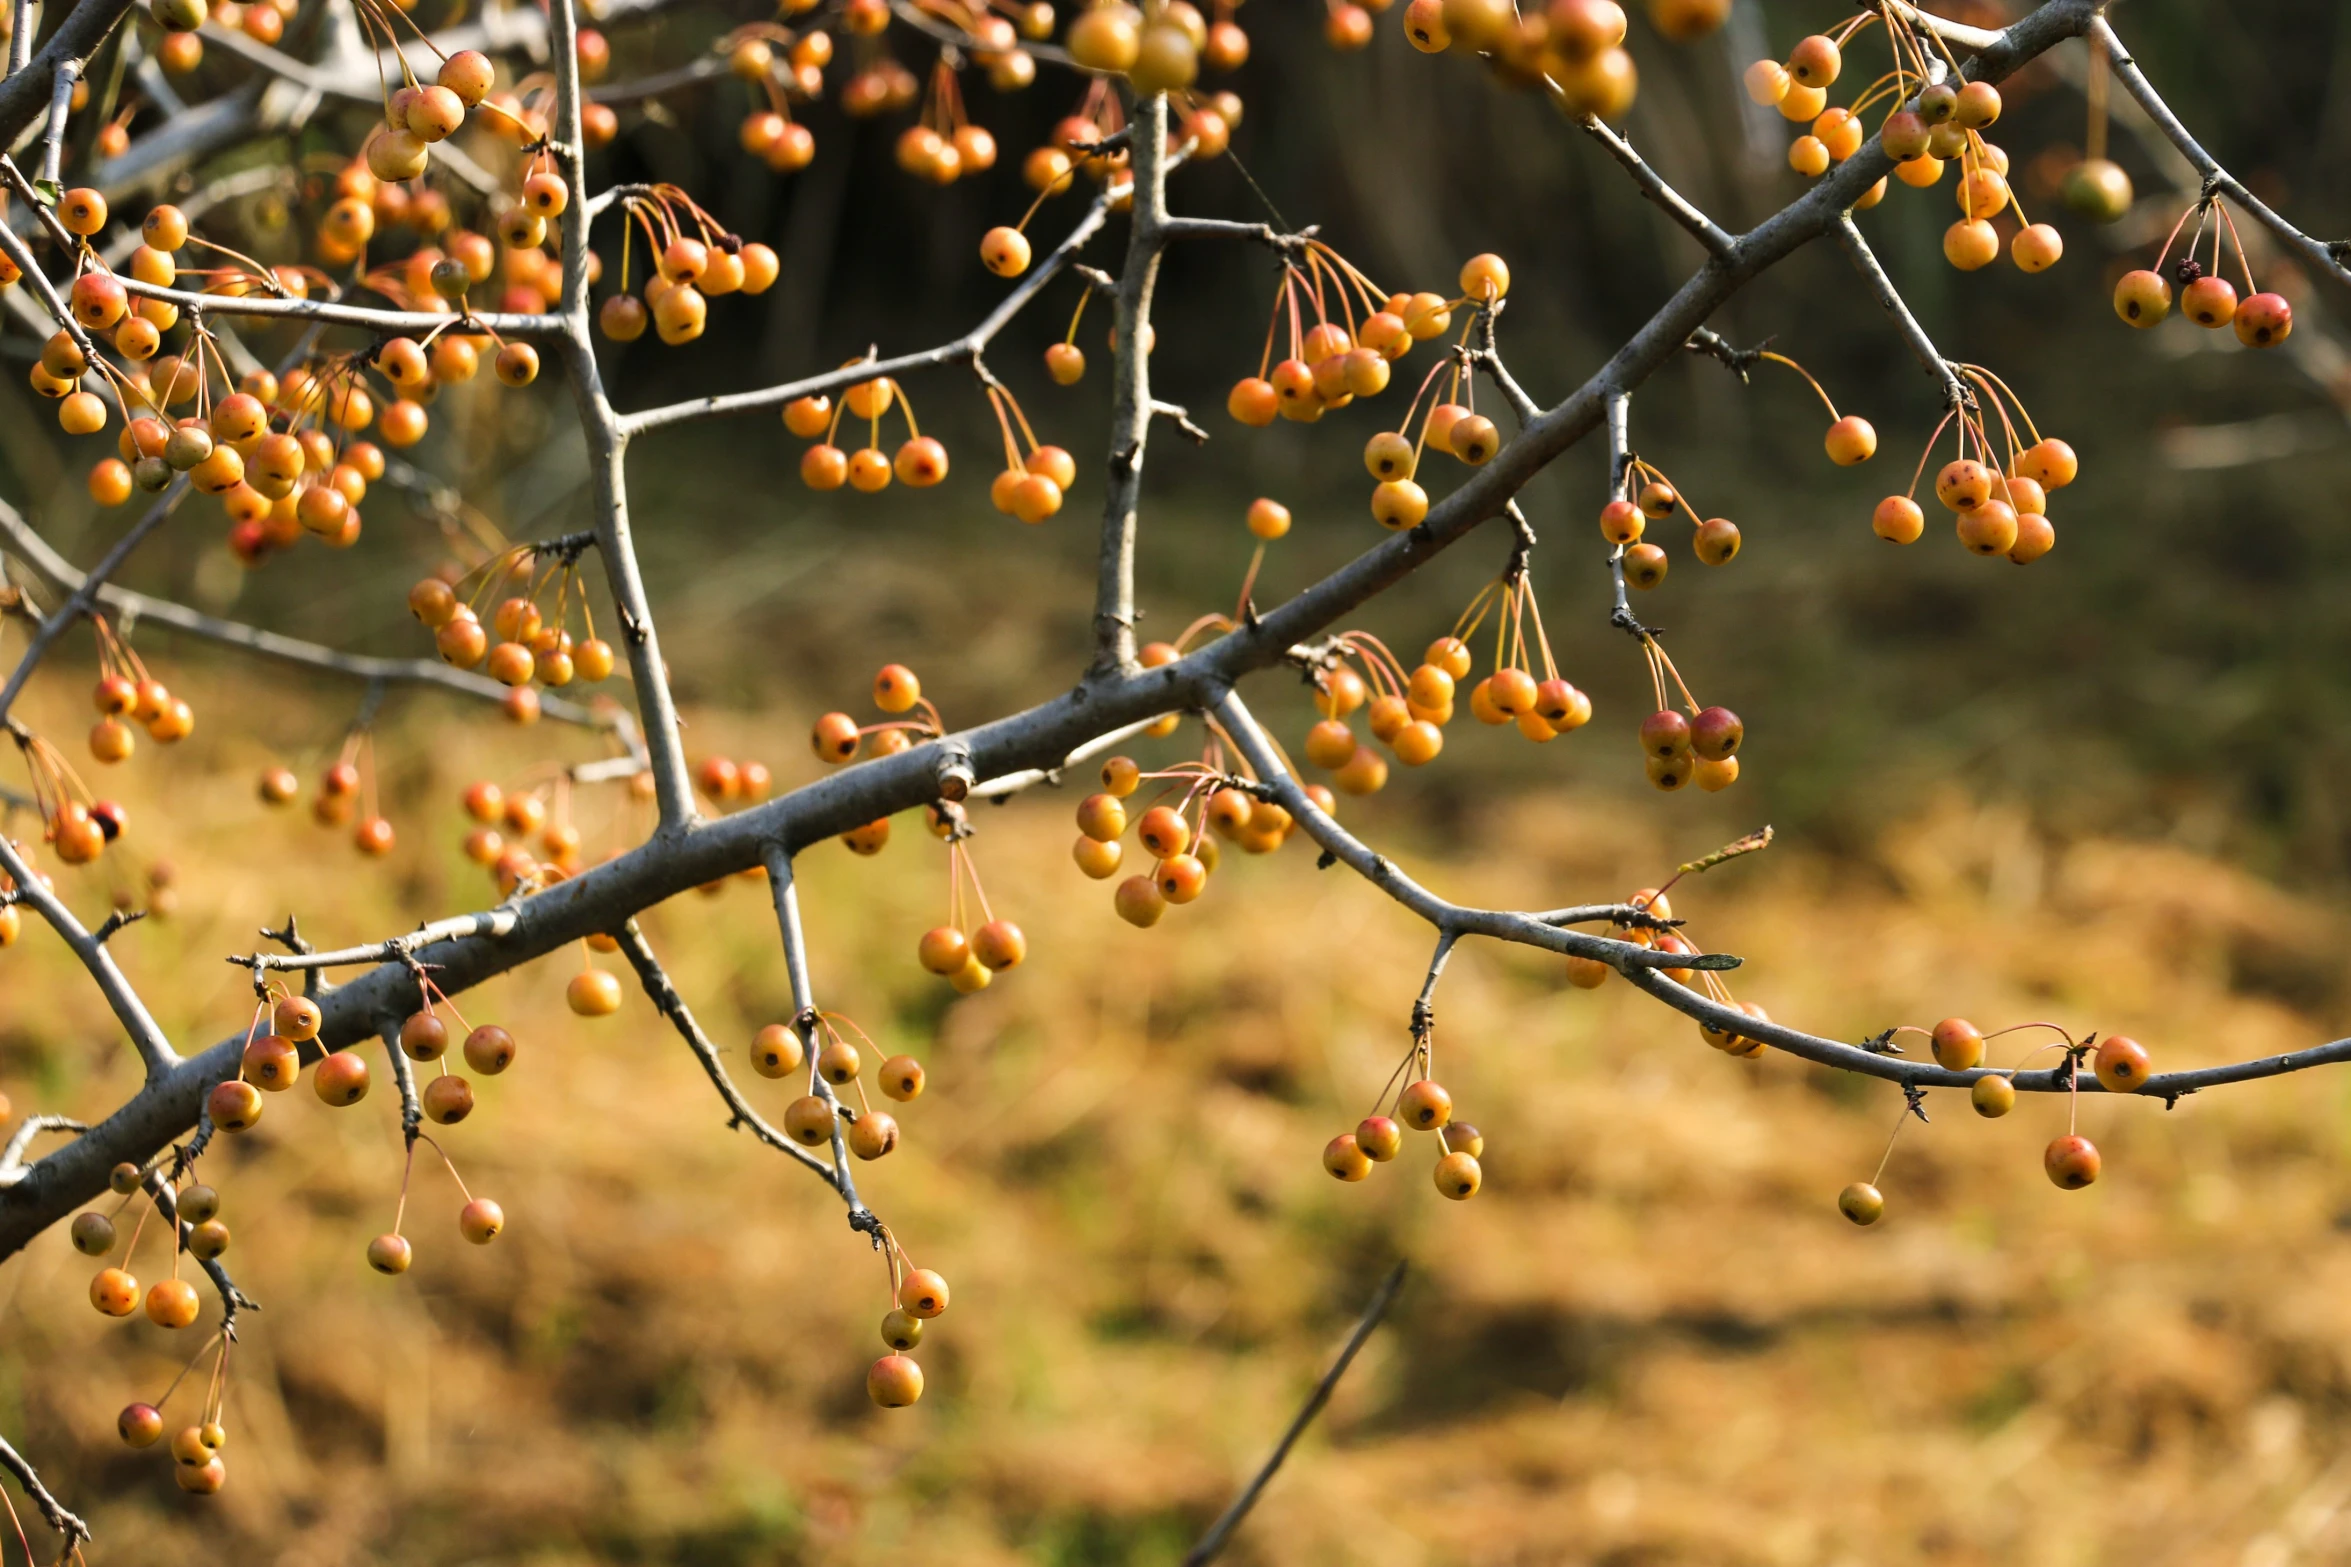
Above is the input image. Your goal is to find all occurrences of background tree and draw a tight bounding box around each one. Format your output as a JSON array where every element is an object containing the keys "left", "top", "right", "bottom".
[{"left": 0, "top": 0, "right": 2346, "bottom": 1556}]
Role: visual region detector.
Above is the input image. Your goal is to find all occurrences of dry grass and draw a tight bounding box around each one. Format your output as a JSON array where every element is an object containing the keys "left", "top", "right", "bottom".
[{"left": 4, "top": 678, "right": 2351, "bottom": 1566}]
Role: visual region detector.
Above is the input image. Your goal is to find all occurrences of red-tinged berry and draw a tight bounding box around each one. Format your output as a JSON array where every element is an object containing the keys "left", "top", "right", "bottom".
[
  {"left": 1397, "top": 1079, "right": 1452, "bottom": 1131},
  {"left": 2093, "top": 1034, "right": 2151, "bottom": 1093},
  {"left": 2044, "top": 1135, "right": 2100, "bottom": 1189},
  {"left": 868, "top": 1353, "right": 924, "bottom": 1407},
  {"left": 1930, "top": 1017, "right": 1983, "bottom": 1070},
  {"left": 1322, "top": 1133, "right": 1371, "bottom": 1181}
]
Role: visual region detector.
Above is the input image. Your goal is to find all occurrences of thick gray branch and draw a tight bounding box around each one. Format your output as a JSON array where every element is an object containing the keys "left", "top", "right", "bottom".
[{"left": 0, "top": 0, "right": 131, "bottom": 149}]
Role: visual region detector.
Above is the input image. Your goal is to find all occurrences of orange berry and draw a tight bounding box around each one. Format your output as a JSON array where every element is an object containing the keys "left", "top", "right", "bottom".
[
  {"left": 868, "top": 1353, "right": 924, "bottom": 1407},
  {"left": 811, "top": 711, "right": 861, "bottom": 763},
  {"left": 1113, "top": 874, "right": 1166, "bottom": 927},
  {"left": 91, "top": 1267, "right": 140, "bottom": 1316},
  {"left": 2093, "top": 1034, "right": 2151, "bottom": 1094},
  {"left": 567, "top": 969, "right": 623, "bottom": 1016},
  {"left": 1322, "top": 1133, "right": 1372, "bottom": 1181},
  {"left": 1397, "top": 1079, "right": 1452, "bottom": 1131},
  {"left": 873, "top": 663, "right": 921, "bottom": 712},
  {"left": 1872, "top": 495, "right": 1925, "bottom": 544},
  {"left": 1433, "top": 1150, "right": 1482, "bottom": 1199},
  {"left": 1823, "top": 415, "right": 1875, "bottom": 466},
  {"left": 145, "top": 1277, "right": 201, "bottom": 1328},
  {"left": 207, "top": 1079, "right": 263, "bottom": 1131},
  {"left": 879, "top": 1055, "right": 925, "bottom": 1100},
  {"left": 314, "top": 1050, "right": 371, "bottom": 1105},
  {"left": 971, "top": 918, "right": 1026, "bottom": 970},
  {"left": 241, "top": 1033, "right": 299, "bottom": 1090},
  {"left": 917, "top": 926, "right": 970, "bottom": 976},
  {"left": 2043, "top": 1135, "right": 2100, "bottom": 1190},
  {"left": 458, "top": 1197, "right": 504, "bottom": 1243},
  {"left": 1930, "top": 1017, "right": 1983, "bottom": 1070},
  {"left": 1956, "top": 500, "right": 2019, "bottom": 557}
]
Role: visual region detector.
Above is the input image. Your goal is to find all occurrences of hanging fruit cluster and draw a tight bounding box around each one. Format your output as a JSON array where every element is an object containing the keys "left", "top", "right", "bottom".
[
  {"left": 1870, "top": 367, "right": 2074, "bottom": 564},
  {"left": 1836, "top": 1023, "right": 2155, "bottom": 1227},
  {"left": 2111, "top": 197, "right": 2294, "bottom": 347}
]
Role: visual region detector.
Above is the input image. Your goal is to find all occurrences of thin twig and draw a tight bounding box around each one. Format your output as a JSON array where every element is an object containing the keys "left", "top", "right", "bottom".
[{"left": 1183, "top": 1261, "right": 1407, "bottom": 1566}]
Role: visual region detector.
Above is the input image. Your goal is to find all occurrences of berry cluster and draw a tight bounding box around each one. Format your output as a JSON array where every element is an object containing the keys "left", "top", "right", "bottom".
[
  {"left": 1073, "top": 746, "right": 1325, "bottom": 928},
  {"left": 254, "top": 726, "right": 397, "bottom": 857},
  {"left": 1746, "top": 13, "right": 2060, "bottom": 273},
  {"left": 1324, "top": 1035, "right": 1487, "bottom": 1202},
  {"left": 596, "top": 186, "right": 781, "bottom": 346},
  {"left": 1402, "top": 0, "right": 1656, "bottom": 121},
  {"left": 2112, "top": 197, "right": 2295, "bottom": 347},
  {"left": 784, "top": 375, "right": 950, "bottom": 494},
  {"left": 407, "top": 542, "right": 619, "bottom": 724},
  {"left": 1871, "top": 369, "right": 2075, "bottom": 563},
  {"left": 1837, "top": 1022, "right": 2155, "bottom": 1226},
  {"left": 13, "top": 719, "right": 134, "bottom": 868}
]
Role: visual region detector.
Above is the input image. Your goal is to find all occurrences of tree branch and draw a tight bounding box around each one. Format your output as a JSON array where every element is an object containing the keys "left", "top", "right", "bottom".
[
  {"left": 0, "top": 835, "right": 178, "bottom": 1078},
  {"left": 2090, "top": 15, "right": 2351, "bottom": 288},
  {"left": 0, "top": 492, "right": 606, "bottom": 725},
  {"left": 1570, "top": 110, "right": 1738, "bottom": 259},
  {"left": 762, "top": 849, "right": 873, "bottom": 1230},
  {"left": 0, "top": 1433, "right": 88, "bottom": 1554},
  {"left": 614, "top": 192, "right": 1115, "bottom": 436},
  {"left": 0, "top": 0, "right": 132, "bottom": 150},
  {"left": 1835, "top": 213, "right": 1964, "bottom": 409},
  {"left": 0, "top": 0, "right": 2163, "bottom": 1271},
  {"left": 0, "top": 480, "right": 191, "bottom": 724},
  {"left": 1093, "top": 91, "right": 1169, "bottom": 674},
  {"left": 546, "top": 0, "right": 695, "bottom": 832},
  {"left": 610, "top": 919, "right": 843, "bottom": 1188},
  {"left": 0, "top": 1116, "right": 85, "bottom": 1185},
  {"left": 1183, "top": 1260, "right": 1406, "bottom": 1566}
]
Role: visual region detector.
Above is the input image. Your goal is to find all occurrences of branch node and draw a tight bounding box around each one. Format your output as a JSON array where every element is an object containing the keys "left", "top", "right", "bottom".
[
  {"left": 92, "top": 908, "right": 145, "bottom": 945},
  {"left": 933, "top": 740, "right": 976, "bottom": 803}
]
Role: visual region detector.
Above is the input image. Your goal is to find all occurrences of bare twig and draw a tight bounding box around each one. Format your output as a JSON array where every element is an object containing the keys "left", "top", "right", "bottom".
[
  {"left": 0, "top": 493, "right": 605, "bottom": 725},
  {"left": 1571, "top": 111, "right": 1738, "bottom": 258},
  {"left": 1835, "top": 213, "right": 1965, "bottom": 409},
  {"left": 0, "top": 836, "right": 177, "bottom": 1078},
  {"left": 1183, "top": 1260, "right": 1407, "bottom": 1567},
  {"left": 611, "top": 921, "right": 843, "bottom": 1188},
  {"left": 0, "top": 1433, "right": 88, "bottom": 1552},
  {"left": 0, "top": 1116, "right": 86, "bottom": 1184},
  {"left": 762, "top": 850, "right": 873, "bottom": 1232},
  {"left": 614, "top": 191, "right": 1115, "bottom": 436},
  {"left": 1093, "top": 92, "right": 1171, "bottom": 674},
  {"left": 2090, "top": 16, "right": 2351, "bottom": 288}
]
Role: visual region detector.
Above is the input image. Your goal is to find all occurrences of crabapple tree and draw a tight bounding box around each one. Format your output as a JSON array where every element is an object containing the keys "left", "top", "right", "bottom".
[{"left": 0, "top": 0, "right": 2343, "bottom": 1551}]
